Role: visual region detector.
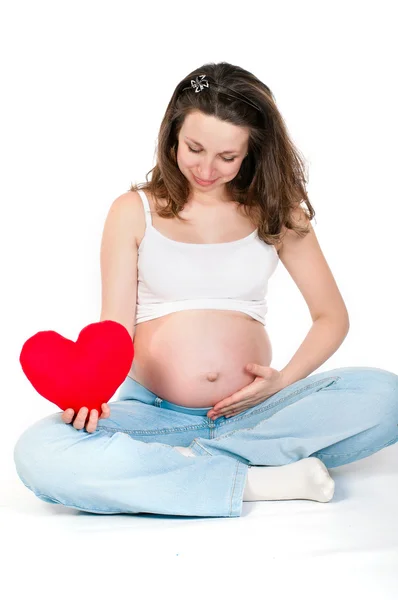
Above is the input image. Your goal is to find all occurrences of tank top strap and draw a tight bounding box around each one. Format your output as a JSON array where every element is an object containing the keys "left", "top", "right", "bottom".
[{"left": 136, "top": 189, "right": 153, "bottom": 228}]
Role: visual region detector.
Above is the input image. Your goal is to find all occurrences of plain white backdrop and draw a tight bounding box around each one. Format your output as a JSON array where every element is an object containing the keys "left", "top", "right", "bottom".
[{"left": 1, "top": 1, "right": 397, "bottom": 598}]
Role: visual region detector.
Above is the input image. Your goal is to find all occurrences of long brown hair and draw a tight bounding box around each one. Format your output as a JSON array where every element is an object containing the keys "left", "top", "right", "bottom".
[{"left": 129, "top": 61, "right": 315, "bottom": 246}]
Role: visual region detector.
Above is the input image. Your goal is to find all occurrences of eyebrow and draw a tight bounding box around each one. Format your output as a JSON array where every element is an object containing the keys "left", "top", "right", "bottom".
[{"left": 184, "top": 137, "right": 239, "bottom": 154}]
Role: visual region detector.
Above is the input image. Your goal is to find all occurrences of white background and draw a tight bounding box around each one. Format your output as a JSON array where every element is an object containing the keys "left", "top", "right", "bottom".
[{"left": 1, "top": 1, "right": 397, "bottom": 598}]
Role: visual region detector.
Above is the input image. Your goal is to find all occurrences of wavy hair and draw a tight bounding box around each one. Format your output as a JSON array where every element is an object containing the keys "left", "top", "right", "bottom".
[{"left": 129, "top": 61, "right": 315, "bottom": 246}]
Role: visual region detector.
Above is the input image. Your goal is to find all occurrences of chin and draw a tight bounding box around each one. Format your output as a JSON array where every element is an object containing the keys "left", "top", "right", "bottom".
[{"left": 190, "top": 173, "right": 231, "bottom": 186}]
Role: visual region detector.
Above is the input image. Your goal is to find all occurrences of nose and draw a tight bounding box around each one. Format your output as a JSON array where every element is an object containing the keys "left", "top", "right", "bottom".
[{"left": 197, "top": 157, "right": 217, "bottom": 181}]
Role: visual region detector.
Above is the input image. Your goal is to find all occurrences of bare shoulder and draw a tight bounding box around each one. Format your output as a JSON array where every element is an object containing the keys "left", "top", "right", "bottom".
[
  {"left": 276, "top": 205, "right": 311, "bottom": 252},
  {"left": 108, "top": 190, "right": 145, "bottom": 247},
  {"left": 110, "top": 190, "right": 143, "bottom": 215}
]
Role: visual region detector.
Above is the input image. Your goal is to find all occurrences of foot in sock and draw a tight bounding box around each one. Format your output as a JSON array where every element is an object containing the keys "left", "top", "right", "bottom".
[
  {"left": 243, "top": 457, "right": 335, "bottom": 503},
  {"left": 174, "top": 448, "right": 335, "bottom": 503}
]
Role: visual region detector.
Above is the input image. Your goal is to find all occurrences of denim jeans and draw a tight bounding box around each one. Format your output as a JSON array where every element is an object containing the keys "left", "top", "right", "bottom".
[{"left": 13, "top": 366, "right": 398, "bottom": 518}]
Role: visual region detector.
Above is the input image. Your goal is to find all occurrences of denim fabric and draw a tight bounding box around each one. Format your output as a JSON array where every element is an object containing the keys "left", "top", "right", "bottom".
[{"left": 14, "top": 366, "right": 398, "bottom": 518}]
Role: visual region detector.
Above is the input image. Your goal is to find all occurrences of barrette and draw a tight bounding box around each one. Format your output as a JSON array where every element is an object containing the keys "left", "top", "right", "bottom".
[
  {"left": 183, "top": 74, "right": 261, "bottom": 112},
  {"left": 190, "top": 75, "right": 209, "bottom": 93}
]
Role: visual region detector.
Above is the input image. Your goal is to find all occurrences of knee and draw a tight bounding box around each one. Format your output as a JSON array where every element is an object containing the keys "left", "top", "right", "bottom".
[
  {"left": 13, "top": 412, "right": 70, "bottom": 492},
  {"left": 364, "top": 367, "right": 398, "bottom": 420},
  {"left": 334, "top": 366, "right": 398, "bottom": 423}
]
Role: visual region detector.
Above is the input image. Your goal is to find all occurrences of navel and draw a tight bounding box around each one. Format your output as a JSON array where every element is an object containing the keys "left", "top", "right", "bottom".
[{"left": 206, "top": 371, "right": 219, "bottom": 382}]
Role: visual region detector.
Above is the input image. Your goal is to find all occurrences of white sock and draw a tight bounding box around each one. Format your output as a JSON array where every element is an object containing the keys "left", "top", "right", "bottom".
[
  {"left": 174, "top": 448, "right": 335, "bottom": 503},
  {"left": 243, "top": 457, "right": 335, "bottom": 503}
]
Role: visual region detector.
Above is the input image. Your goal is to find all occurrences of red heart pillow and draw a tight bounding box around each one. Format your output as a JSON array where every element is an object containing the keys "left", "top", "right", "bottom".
[{"left": 19, "top": 320, "right": 134, "bottom": 413}]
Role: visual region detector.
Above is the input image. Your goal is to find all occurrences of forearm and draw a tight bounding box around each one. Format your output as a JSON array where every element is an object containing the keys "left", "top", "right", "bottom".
[{"left": 279, "top": 315, "right": 350, "bottom": 388}]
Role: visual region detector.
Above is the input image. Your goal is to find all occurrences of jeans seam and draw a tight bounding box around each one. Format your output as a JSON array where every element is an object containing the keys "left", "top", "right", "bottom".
[
  {"left": 316, "top": 433, "right": 398, "bottom": 458},
  {"left": 16, "top": 479, "right": 123, "bottom": 515},
  {"left": 36, "top": 493, "right": 137, "bottom": 514},
  {"left": 216, "top": 375, "right": 342, "bottom": 430},
  {"left": 96, "top": 423, "right": 209, "bottom": 435},
  {"left": 209, "top": 377, "right": 343, "bottom": 442},
  {"left": 108, "top": 376, "right": 341, "bottom": 435},
  {"left": 192, "top": 440, "right": 213, "bottom": 455},
  {"left": 230, "top": 462, "right": 240, "bottom": 517}
]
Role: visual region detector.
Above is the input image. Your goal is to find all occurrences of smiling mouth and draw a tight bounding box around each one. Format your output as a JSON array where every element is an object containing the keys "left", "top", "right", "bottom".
[{"left": 194, "top": 175, "right": 218, "bottom": 184}]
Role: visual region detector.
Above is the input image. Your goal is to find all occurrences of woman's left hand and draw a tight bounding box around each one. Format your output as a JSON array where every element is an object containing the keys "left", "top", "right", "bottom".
[{"left": 207, "top": 364, "right": 286, "bottom": 419}]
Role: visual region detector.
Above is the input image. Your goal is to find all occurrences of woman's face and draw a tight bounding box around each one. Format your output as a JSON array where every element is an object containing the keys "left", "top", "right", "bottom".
[{"left": 176, "top": 110, "right": 250, "bottom": 194}]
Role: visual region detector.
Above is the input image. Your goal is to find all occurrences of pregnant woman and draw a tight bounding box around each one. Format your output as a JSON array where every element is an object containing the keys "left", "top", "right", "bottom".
[{"left": 14, "top": 63, "right": 398, "bottom": 518}]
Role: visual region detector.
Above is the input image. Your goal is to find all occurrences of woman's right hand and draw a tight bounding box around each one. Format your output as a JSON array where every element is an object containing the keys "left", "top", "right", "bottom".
[{"left": 61, "top": 404, "right": 111, "bottom": 433}]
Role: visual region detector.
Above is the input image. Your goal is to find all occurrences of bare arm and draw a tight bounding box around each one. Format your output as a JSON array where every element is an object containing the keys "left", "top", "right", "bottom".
[
  {"left": 99, "top": 192, "right": 139, "bottom": 339},
  {"left": 278, "top": 206, "right": 349, "bottom": 386},
  {"left": 63, "top": 192, "right": 140, "bottom": 432}
]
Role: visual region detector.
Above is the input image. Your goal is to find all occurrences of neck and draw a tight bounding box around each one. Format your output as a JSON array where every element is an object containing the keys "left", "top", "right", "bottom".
[{"left": 187, "top": 188, "right": 234, "bottom": 208}]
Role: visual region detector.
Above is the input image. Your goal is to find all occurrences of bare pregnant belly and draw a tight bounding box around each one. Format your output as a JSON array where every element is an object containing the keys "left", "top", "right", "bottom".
[{"left": 127, "top": 310, "right": 272, "bottom": 407}]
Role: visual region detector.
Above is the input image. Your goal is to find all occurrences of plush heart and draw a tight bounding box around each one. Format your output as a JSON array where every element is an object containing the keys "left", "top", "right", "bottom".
[{"left": 19, "top": 320, "right": 134, "bottom": 413}]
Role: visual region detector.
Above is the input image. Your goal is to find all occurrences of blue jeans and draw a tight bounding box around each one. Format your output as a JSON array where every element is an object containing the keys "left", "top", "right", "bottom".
[{"left": 13, "top": 366, "right": 398, "bottom": 518}]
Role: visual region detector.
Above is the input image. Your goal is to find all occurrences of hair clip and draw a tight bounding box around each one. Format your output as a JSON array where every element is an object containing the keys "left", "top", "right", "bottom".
[
  {"left": 182, "top": 74, "right": 261, "bottom": 112},
  {"left": 190, "top": 75, "right": 209, "bottom": 93}
]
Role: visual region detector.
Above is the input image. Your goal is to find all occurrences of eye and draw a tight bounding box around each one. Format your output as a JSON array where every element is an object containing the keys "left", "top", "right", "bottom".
[
  {"left": 187, "top": 146, "right": 201, "bottom": 154},
  {"left": 187, "top": 146, "right": 235, "bottom": 163}
]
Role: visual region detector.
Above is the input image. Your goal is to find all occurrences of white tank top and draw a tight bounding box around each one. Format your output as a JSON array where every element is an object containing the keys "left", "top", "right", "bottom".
[{"left": 135, "top": 189, "right": 279, "bottom": 326}]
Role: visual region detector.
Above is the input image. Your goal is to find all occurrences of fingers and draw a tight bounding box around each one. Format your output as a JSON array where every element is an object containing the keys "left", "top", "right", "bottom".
[
  {"left": 209, "top": 407, "right": 234, "bottom": 419},
  {"left": 216, "top": 405, "right": 240, "bottom": 416},
  {"left": 62, "top": 408, "right": 75, "bottom": 424},
  {"left": 99, "top": 403, "right": 110, "bottom": 419},
  {"left": 62, "top": 404, "right": 110, "bottom": 433},
  {"left": 73, "top": 407, "right": 92, "bottom": 430},
  {"left": 211, "top": 402, "right": 248, "bottom": 418}
]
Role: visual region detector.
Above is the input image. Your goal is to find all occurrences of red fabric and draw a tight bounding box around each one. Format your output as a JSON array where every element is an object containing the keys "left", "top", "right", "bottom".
[{"left": 19, "top": 320, "right": 134, "bottom": 413}]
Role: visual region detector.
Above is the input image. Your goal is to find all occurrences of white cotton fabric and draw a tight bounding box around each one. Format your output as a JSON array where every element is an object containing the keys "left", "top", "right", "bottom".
[{"left": 135, "top": 189, "right": 279, "bottom": 325}]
